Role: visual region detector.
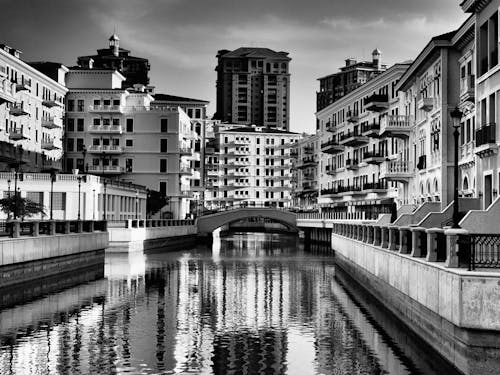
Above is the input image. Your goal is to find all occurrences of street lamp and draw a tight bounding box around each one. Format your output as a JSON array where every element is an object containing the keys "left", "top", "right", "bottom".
[
  {"left": 7, "top": 179, "right": 11, "bottom": 220},
  {"left": 77, "top": 175, "right": 82, "bottom": 221},
  {"left": 82, "top": 145, "right": 88, "bottom": 172},
  {"left": 103, "top": 180, "right": 107, "bottom": 220},
  {"left": 135, "top": 190, "right": 139, "bottom": 219},
  {"left": 92, "top": 188, "right": 96, "bottom": 220},
  {"left": 450, "top": 106, "right": 463, "bottom": 229},
  {"left": 12, "top": 145, "right": 24, "bottom": 220}
]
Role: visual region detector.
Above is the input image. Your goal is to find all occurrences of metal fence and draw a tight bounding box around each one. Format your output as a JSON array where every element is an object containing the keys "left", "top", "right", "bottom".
[{"left": 460, "top": 234, "right": 500, "bottom": 270}]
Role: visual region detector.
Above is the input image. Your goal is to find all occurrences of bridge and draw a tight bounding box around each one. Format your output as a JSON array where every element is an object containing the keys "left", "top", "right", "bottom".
[{"left": 196, "top": 207, "right": 298, "bottom": 235}]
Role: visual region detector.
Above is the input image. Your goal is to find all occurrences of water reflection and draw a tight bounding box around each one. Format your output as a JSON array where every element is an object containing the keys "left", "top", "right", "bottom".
[{"left": 0, "top": 234, "right": 457, "bottom": 374}]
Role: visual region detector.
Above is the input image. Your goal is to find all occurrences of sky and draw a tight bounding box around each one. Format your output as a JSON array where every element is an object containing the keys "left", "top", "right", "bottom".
[{"left": 0, "top": 0, "right": 467, "bottom": 134}]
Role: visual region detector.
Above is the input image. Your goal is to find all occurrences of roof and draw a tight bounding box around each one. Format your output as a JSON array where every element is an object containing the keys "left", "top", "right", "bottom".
[
  {"left": 153, "top": 93, "right": 209, "bottom": 104},
  {"left": 219, "top": 47, "right": 290, "bottom": 60},
  {"left": 109, "top": 33, "right": 120, "bottom": 41},
  {"left": 224, "top": 126, "right": 298, "bottom": 135}
]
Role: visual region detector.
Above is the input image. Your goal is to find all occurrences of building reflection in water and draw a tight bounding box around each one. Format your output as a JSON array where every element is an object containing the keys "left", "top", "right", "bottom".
[{"left": 0, "top": 234, "right": 452, "bottom": 374}]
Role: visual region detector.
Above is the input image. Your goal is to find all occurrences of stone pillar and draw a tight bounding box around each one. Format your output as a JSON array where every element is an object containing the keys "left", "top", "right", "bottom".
[
  {"left": 12, "top": 222, "right": 20, "bottom": 238},
  {"left": 410, "top": 227, "right": 426, "bottom": 257},
  {"left": 366, "top": 226, "right": 373, "bottom": 243},
  {"left": 32, "top": 221, "right": 40, "bottom": 237},
  {"left": 444, "top": 228, "right": 469, "bottom": 268},
  {"left": 388, "top": 226, "right": 398, "bottom": 250},
  {"left": 89, "top": 221, "right": 94, "bottom": 232},
  {"left": 373, "top": 226, "right": 381, "bottom": 246},
  {"left": 49, "top": 221, "right": 56, "bottom": 235},
  {"left": 64, "top": 221, "right": 70, "bottom": 234},
  {"left": 398, "top": 227, "right": 411, "bottom": 254},
  {"left": 425, "top": 228, "right": 443, "bottom": 262},
  {"left": 381, "top": 226, "right": 389, "bottom": 248},
  {"left": 78, "top": 221, "right": 84, "bottom": 233}
]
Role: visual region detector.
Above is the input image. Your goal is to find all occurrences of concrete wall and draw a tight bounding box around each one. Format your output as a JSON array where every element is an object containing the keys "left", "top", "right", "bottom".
[
  {"left": 393, "top": 201, "right": 441, "bottom": 226},
  {"left": 0, "top": 232, "right": 108, "bottom": 267},
  {"left": 460, "top": 196, "right": 500, "bottom": 233},
  {"left": 417, "top": 198, "right": 480, "bottom": 228},
  {"left": 332, "top": 233, "right": 500, "bottom": 331}
]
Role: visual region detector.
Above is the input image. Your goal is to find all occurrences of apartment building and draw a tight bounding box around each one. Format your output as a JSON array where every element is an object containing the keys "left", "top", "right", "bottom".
[
  {"left": 77, "top": 34, "right": 151, "bottom": 88},
  {"left": 292, "top": 134, "right": 320, "bottom": 209},
  {"left": 205, "top": 125, "right": 300, "bottom": 209},
  {"left": 317, "top": 62, "right": 411, "bottom": 220},
  {"left": 64, "top": 69, "right": 197, "bottom": 219},
  {"left": 0, "top": 45, "right": 67, "bottom": 173},
  {"left": 316, "top": 49, "right": 387, "bottom": 112},
  {"left": 461, "top": 1, "right": 500, "bottom": 209},
  {"left": 395, "top": 19, "right": 476, "bottom": 209},
  {"left": 214, "top": 48, "right": 291, "bottom": 130}
]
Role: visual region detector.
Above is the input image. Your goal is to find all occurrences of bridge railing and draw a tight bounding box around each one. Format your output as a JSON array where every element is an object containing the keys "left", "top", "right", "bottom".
[
  {"left": 0, "top": 220, "right": 107, "bottom": 238},
  {"left": 329, "top": 222, "right": 494, "bottom": 270},
  {"left": 200, "top": 203, "right": 293, "bottom": 216},
  {"left": 108, "top": 219, "right": 195, "bottom": 228}
]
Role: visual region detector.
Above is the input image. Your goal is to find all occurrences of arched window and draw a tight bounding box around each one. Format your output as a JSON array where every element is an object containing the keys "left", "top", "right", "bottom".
[{"left": 463, "top": 176, "right": 469, "bottom": 191}]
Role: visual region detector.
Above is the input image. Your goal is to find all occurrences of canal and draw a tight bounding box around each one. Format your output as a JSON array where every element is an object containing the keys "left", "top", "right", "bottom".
[{"left": 0, "top": 233, "right": 460, "bottom": 375}]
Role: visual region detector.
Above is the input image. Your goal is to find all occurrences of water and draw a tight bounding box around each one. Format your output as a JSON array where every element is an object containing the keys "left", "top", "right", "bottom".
[{"left": 0, "top": 233, "right": 460, "bottom": 375}]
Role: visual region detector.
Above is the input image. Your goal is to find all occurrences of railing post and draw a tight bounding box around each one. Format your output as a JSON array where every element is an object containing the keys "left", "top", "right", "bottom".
[
  {"left": 78, "top": 221, "right": 83, "bottom": 233},
  {"left": 64, "top": 221, "right": 70, "bottom": 234},
  {"left": 410, "top": 227, "right": 425, "bottom": 257},
  {"left": 89, "top": 221, "right": 94, "bottom": 232},
  {"left": 398, "top": 227, "right": 411, "bottom": 254},
  {"left": 373, "top": 226, "right": 381, "bottom": 246},
  {"left": 12, "top": 222, "right": 20, "bottom": 238},
  {"left": 425, "top": 228, "right": 443, "bottom": 262},
  {"left": 444, "top": 228, "right": 469, "bottom": 268},
  {"left": 366, "top": 225, "right": 374, "bottom": 244},
  {"left": 50, "top": 221, "right": 56, "bottom": 235},
  {"left": 388, "top": 226, "right": 398, "bottom": 250},
  {"left": 32, "top": 221, "right": 40, "bottom": 237},
  {"left": 381, "top": 226, "right": 389, "bottom": 248}
]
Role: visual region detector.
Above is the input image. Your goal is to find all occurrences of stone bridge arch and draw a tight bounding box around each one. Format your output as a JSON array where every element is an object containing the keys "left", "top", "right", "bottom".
[{"left": 196, "top": 208, "right": 298, "bottom": 235}]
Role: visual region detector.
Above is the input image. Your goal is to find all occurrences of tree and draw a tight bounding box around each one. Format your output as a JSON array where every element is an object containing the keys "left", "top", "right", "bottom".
[{"left": 0, "top": 195, "right": 46, "bottom": 220}]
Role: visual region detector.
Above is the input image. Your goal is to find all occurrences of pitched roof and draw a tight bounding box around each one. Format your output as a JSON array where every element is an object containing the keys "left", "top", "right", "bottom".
[
  {"left": 220, "top": 47, "right": 290, "bottom": 60},
  {"left": 153, "top": 93, "right": 209, "bottom": 104}
]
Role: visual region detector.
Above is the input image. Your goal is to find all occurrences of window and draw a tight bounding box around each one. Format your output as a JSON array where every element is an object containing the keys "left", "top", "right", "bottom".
[
  {"left": 67, "top": 118, "right": 75, "bottom": 132},
  {"left": 93, "top": 99, "right": 100, "bottom": 106},
  {"left": 77, "top": 100, "right": 84, "bottom": 112},
  {"left": 160, "top": 159, "right": 167, "bottom": 172},
  {"left": 195, "top": 109, "right": 201, "bottom": 118},
  {"left": 126, "top": 118, "right": 134, "bottom": 132},
  {"left": 161, "top": 118, "right": 168, "bottom": 132},
  {"left": 112, "top": 118, "right": 120, "bottom": 126},
  {"left": 77, "top": 118, "right": 84, "bottom": 132},
  {"left": 66, "top": 158, "right": 74, "bottom": 171},
  {"left": 93, "top": 118, "right": 100, "bottom": 126},
  {"left": 126, "top": 159, "right": 133, "bottom": 172},
  {"left": 159, "top": 181, "right": 167, "bottom": 196},
  {"left": 93, "top": 138, "right": 100, "bottom": 146},
  {"left": 67, "top": 99, "right": 74, "bottom": 112},
  {"left": 67, "top": 138, "right": 74, "bottom": 152},
  {"left": 113, "top": 99, "right": 120, "bottom": 106},
  {"left": 126, "top": 139, "right": 133, "bottom": 147},
  {"left": 161, "top": 139, "right": 168, "bottom": 152},
  {"left": 76, "top": 138, "right": 84, "bottom": 152},
  {"left": 53, "top": 192, "right": 66, "bottom": 210}
]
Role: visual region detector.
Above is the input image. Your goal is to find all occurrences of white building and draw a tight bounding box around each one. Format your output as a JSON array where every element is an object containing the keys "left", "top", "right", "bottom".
[
  {"left": 205, "top": 125, "right": 301, "bottom": 209},
  {"left": 0, "top": 46, "right": 67, "bottom": 172},
  {"left": 292, "top": 134, "right": 320, "bottom": 209},
  {"left": 63, "top": 69, "right": 198, "bottom": 219}
]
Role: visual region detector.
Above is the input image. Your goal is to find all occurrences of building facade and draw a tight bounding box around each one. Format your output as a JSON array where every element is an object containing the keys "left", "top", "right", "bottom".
[
  {"left": 204, "top": 125, "right": 300, "bottom": 209},
  {"left": 316, "top": 49, "right": 387, "bottom": 112},
  {"left": 64, "top": 69, "right": 197, "bottom": 219},
  {"left": 317, "top": 63, "right": 411, "bottom": 220},
  {"left": 0, "top": 45, "right": 67, "bottom": 173},
  {"left": 214, "top": 48, "right": 291, "bottom": 130},
  {"left": 292, "top": 134, "right": 320, "bottom": 209}
]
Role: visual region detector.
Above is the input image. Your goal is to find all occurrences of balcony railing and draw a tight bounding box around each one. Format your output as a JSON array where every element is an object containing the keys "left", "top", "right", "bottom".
[
  {"left": 15, "top": 78, "right": 31, "bottom": 92},
  {"left": 9, "top": 129, "right": 28, "bottom": 141},
  {"left": 346, "top": 111, "right": 359, "bottom": 123},
  {"left": 363, "top": 151, "right": 385, "bottom": 164},
  {"left": 380, "top": 115, "right": 412, "bottom": 138},
  {"left": 87, "top": 165, "right": 125, "bottom": 174},
  {"left": 475, "top": 123, "right": 497, "bottom": 157},
  {"left": 417, "top": 97, "right": 434, "bottom": 112},
  {"left": 361, "top": 122, "right": 380, "bottom": 137},
  {"left": 460, "top": 74, "right": 475, "bottom": 103},
  {"left": 364, "top": 94, "right": 389, "bottom": 112},
  {"left": 362, "top": 181, "right": 388, "bottom": 191},
  {"left": 0, "top": 81, "right": 16, "bottom": 105},
  {"left": 41, "top": 139, "right": 59, "bottom": 150},
  {"left": 88, "top": 145, "right": 123, "bottom": 153},
  {"left": 345, "top": 159, "right": 359, "bottom": 170},
  {"left": 9, "top": 103, "right": 29, "bottom": 117},
  {"left": 41, "top": 117, "right": 62, "bottom": 129},
  {"left": 321, "top": 139, "right": 344, "bottom": 154},
  {"left": 88, "top": 124, "right": 123, "bottom": 134},
  {"left": 88, "top": 105, "right": 123, "bottom": 113},
  {"left": 380, "top": 159, "right": 413, "bottom": 181},
  {"left": 42, "top": 99, "right": 63, "bottom": 108},
  {"left": 339, "top": 129, "right": 369, "bottom": 147}
]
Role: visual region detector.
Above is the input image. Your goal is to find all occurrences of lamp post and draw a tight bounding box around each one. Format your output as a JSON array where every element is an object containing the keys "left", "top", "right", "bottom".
[
  {"left": 450, "top": 107, "right": 463, "bottom": 229},
  {"left": 7, "top": 179, "right": 11, "bottom": 220},
  {"left": 77, "top": 176, "right": 82, "bottom": 221},
  {"left": 12, "top": 145, "right": 23, "bottom": 221},
  {"left": 135, "top": 190, "right": 138, "bottom": 219},
  {"left": 103, "top": 180, "right": 107, "bottom": 220},
  {"left": 50, "top": 170, "right": 57, "bottom": 220},
  {"left": 92, "top": 189, "right": 96, "bottom": 220},
  {"left": 82, "top": 145, "right": 87, "bottom": 172}
]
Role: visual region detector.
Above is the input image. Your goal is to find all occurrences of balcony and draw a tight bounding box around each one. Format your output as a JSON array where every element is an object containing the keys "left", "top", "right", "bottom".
[
  {"left": 475, "top": 123, "right": 498, "bottom": 158},
  {"left": 88, "top": 104, "right": 123, "bottom": 113},
  {"left": 9, "top": 129, "right": 28, "bottom": 141},
  {"left": 345, "top": 159, "right": 359, "bottom": 171},
  {"left": 303, "top": 171, "right": 315, "bottom": 180},
  {"left": 321, "top": 188, "right": 337, "bottom": 196},
  {"left": 346, "top": 111, "right": 359, "bottom": 123},
  {"left": 303, "top": 145, "right": 314, "bottom": 154},
  {"left": 180, "top": 146, "right": 192, "bottom": 156},
  {"left": 339, "top": 129, "right": 369, "bottom": 147},
  {"left": 326, "top": 124, "right": 336, "bottom": 133},
  {"left": 88, "top": 145, "right": 123, "bottom": 154},
  {"left": 41, "top": 139, "right": 59, "bottom": 151},
  {"left": 42, "top": 99, "right": 63, "bottom": 108},
  {"left": 321, "top": 139, "right": 345, "bottom": 154},
  {"left": 298, "top": 156, "right": 317, "bottom": 169},
  {"left": 15, "top": 78, "right": 31, "bottom": 92},
  {"left": 87, "top": 165, "right": 125, "bottom": 174},
  {"left": 302, "top": 182, "right": 317, "bottom": 192},
  {"left": 364, "top": 94, "right": 389, "bottom": 112},
  {"left": 380, "top": 115, "right": 412, "bottom": 138},
  {"left": 0, "top": 81, "right": 15, "bottom": 105},
  {"left": 41, "top": 158, "right": 62, "bottom": 172},
  {"left": 361, "top": 122, "right": 380, "bottom": 137},
  {"left": 337, "top": 185, "right": 364, "bottom": 196},
  {"left": 88, "top": 124, "right": 123, "bottom": 134},
  {"left": 41, "top": 117, "right": 62, "bottom": 129},
  {"left": 363, "top": 151, "right": 385, "bottom": 165},
  {"left": 9, "top": 103, "right": 29, "bottom": 117},
  {"left": 180, "top": 166, "right": 193, "bottom": 175},
  {"left": 362, "top": 181, "right": 388, "bottom": 193},
  {"left": 380, "top": 159, "right": 413, "bottom": 182},
  {"left": 417, "top": 97, "right": 434, "bottom": 112},
  {"left": 0, "top": 65, "right": 6, "bottom": 77},
  {"left": 460, "top": 75, "right": 475, "bottom": 104}
]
